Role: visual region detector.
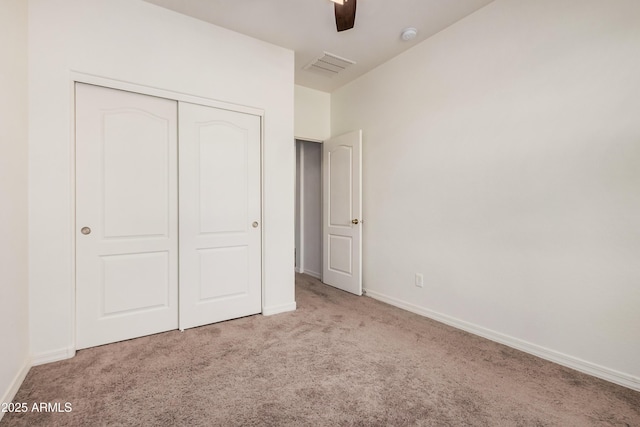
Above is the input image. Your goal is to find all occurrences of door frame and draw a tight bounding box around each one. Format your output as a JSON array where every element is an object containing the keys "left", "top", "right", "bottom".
[{"left": 70, "top": 72, "right": 265, "bottom": 352}]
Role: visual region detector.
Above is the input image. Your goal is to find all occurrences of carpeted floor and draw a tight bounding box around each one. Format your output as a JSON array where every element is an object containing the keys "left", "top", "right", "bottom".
[{"left": 2, "top": 273, "right": 639, "bottom": 426}]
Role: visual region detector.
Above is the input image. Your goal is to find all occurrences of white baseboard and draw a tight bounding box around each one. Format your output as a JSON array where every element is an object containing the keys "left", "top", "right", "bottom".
[
  {"left": 0, "top": 357, "right": 31, "bottom": 422},
  {"left": 262, "top": 301, "right": 297, "bottom": 316},
  {"left": 364, "top": 288, "right": 640, "bottom": 392},
  {"left": 31, "top": 347, "right": 76, "bottom": 367},
  {"left": 295, "top": 267, "right": 301, "bottom": 274},
  {"left": 302, "top": 269, "right": 321, "bottom": 280}
]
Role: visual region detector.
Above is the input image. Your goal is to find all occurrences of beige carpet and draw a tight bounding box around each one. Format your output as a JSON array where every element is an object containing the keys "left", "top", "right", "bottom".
[{"left": 3, "top": 274, "right": 639, "bottom": 426}]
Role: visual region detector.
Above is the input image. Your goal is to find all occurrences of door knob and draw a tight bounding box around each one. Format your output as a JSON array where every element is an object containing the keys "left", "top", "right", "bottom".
[
  {"left": 81, "top": 227, "right": 91, "bottom": 235},
  {"left": 351, "top": 219, "right": 359, "bottom": 225},
  {"left": 252, "top": 221, "right": 259, "bottom": 228}
]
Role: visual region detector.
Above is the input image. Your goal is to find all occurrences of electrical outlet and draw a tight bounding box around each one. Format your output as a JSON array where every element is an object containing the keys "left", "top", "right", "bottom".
[{"left": 415, "top": 273, "right": 424, "bottom": 288}]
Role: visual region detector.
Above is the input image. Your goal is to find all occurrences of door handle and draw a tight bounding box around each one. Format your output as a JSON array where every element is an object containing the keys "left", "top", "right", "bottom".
[
  {"left": 252, "top": 221, "right": 259, "bottom": 228},
  {"left": 81, "top": 227, "right": 92, "bottom": 235},
  {"left": 351, "top": 219, "right": 359, "bottom": 225}
]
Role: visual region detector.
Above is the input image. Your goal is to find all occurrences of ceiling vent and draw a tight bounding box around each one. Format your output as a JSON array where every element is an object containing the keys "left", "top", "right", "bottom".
[{"left": 303, "top": 52, "right": 356, "bottom": 78}]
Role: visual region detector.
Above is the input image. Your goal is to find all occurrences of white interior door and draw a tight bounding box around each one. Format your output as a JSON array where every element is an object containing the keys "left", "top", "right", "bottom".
[
  {"left": 322, "top": 130, "right": 362, "bottom": 295},
  {"left": 75, "top": 83, "right": 179, "bottom": 349},
  {"left": 178, "top": 102, "right": 262, "bottom": 330}
]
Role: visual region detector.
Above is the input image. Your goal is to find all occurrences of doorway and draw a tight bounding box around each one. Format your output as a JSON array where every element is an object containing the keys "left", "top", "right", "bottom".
[
  {"left": 295, "top": 130, "right": 363, "bottom": 295},
  {"left": 295, "top": 139, "right": 323, "bottom": 280}
]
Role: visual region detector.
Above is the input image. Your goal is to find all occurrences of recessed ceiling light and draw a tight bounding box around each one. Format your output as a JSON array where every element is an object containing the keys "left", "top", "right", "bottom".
[
  {"left": 329, "top": 0, "right": 344, "bottom": 5},
  {"left": 401, "top": 27, "right": 418, "bottom": 41}
]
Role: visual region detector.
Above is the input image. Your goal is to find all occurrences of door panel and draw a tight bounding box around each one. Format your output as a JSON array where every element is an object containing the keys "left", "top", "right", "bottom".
[
  {"left": 198, "top": 246, "right": 249, "bottom": 300},
  {"left": 198, "top": 126, "right": 248, "bottom": 233},
  {"left": 329, "top": 146, "right": 353, "bottom": 227},
  {"left": 101, "top": 251, "right": 170, "bottom": 315},
  {"left": 179, "top": 102, "right": 262, "bottom": 330},
  {"left": 328, "top": 235, "right": 353, "bottom": 275},
  {"left": 323, "top": 130, "right": 362, "bottom": 295},
  {"left": 103, "top": 111, "right": 171, "bottom": 238},
  {"left": 75, "top": 83, "right": 179, "bottom": 349}
]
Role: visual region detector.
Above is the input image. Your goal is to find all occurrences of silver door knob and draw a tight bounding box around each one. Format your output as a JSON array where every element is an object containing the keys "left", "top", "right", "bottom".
[
  {"left": 81, "top": 227, "right": 91, "bottom": 235},
  {"left": 252, "top": 221, "right": 259, "bottom": 228}
]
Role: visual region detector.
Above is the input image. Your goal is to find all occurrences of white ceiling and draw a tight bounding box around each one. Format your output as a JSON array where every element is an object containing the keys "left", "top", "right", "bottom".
[{"left": 144, "top": 0, "right": 495, "bottom": 93}]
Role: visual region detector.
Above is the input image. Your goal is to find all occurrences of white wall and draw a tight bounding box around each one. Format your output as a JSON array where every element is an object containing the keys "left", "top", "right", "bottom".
[
  {"left": 295, "top": 85, "right": 330, "bottom": 142},
  {"left": 28, "top": 0, "right": 295, "bottom": 363},
  {"left": 332, "top": 0, "right": 640, "bottom": 389},
  {"left": 0, "top": 0, "right": 30, "bottom": 411}
]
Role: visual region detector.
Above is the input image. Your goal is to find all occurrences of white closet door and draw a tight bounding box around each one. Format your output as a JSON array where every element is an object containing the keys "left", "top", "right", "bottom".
[
  {"left": 178, "top": 102, "right": 262, "bottom": 330},
  {"left": 75, "top": 83, "right": 179, "bottom": 349}
]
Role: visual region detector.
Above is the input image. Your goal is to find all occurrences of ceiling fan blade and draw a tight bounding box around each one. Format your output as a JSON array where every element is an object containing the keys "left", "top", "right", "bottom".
[{"left": 335, "top": 0, "right": 357, "bottom": 32}]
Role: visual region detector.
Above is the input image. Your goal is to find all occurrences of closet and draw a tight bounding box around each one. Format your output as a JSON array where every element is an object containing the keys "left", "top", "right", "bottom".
[{"left": 75, "top": 83, "right": 261, "bottom": 349}]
